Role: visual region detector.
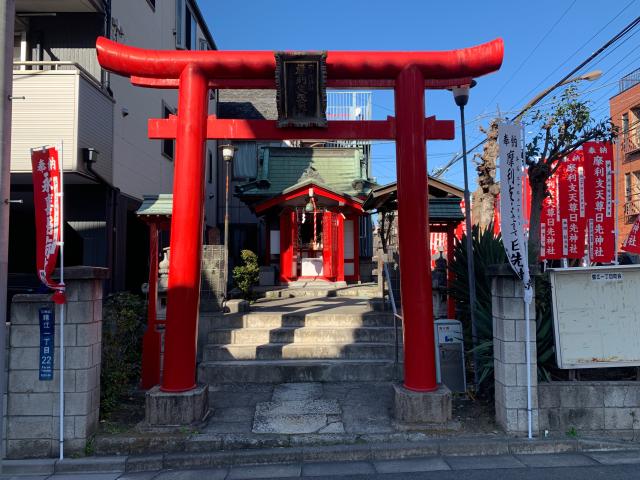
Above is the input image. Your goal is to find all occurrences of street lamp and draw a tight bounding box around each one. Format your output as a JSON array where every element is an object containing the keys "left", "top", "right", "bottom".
[
  {"left": 434, "top": 69, "right": 602, "bottom": 179},
  {"left": 514, "top": 69, "right": 602, "bottom": 121},
  {"left": 451, "top": 80, "right": 481, "bottom": 387},
  {"left": 219, "top": 143, "right": 236, "bottom": 301}
]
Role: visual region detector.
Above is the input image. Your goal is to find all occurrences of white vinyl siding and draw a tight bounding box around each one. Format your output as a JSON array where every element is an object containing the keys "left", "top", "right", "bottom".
[
  {"left": 11, "top": 70, "right": 113, "bottom": 176},
  {"left": 11, "top": 71, "right": 78, "bottom": 171},
  {"left": 77, "top": 77, "right": 114, "bottom": 182}
]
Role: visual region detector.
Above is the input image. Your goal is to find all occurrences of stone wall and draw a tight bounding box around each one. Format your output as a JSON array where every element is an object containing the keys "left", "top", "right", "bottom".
[
  {"left": 6, "top": 267, "right": 107, "bottom": 458},
  {"left": 489, "top": 265, "right": 538, "bottom": 435},
  {"left": 539, "top": 381, "right": 640, "bottom": 437}
]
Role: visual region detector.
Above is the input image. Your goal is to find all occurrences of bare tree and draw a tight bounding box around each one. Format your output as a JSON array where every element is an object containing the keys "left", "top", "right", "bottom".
[
  {"left": 524, "top": 86, "right": 614, "bottom": 260},
  {"left": 472, "top": 119, "right": 500, "bottom": 231}
]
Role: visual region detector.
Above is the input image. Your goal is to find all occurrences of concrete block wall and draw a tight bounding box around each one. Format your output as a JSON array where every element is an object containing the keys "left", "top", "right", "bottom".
[
  {"left": 490, "top": 266, "right": 538, "bottom": 435},
  {"left": 6, "top": 267, "right": 108, "bottom": 458},
  {"left": 539, "top": 381, "right": 640, "bottom": 438}
]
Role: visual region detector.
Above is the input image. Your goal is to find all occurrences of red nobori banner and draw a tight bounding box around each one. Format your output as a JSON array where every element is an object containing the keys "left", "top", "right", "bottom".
[
  {"left": 583, "top": 141, "right": 615, "bottom": 263},
  {"left": 622, "top": 216, "right": 640, "bottom": 254},
  {"left": 31, "top": 147, "right": 64, "bottom": 291},
  {"left": 557, "top": 150, "right": 586, "bottom": 258},
  {"left": 540, "top": 175, "right": 563, "bottom": 260}
]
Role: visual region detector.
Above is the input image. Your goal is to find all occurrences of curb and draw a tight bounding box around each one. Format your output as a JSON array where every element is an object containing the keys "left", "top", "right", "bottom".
[{"left": 3, "top": 436, "right": 639, "bottom": 475}]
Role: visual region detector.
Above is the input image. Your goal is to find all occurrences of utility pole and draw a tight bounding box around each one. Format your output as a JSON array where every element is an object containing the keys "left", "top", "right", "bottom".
[{"left": 0, "top": 0, "right": 16, "bottom": 461}]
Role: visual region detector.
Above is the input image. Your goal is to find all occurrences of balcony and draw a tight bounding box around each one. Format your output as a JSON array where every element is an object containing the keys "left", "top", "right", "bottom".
[
  {"left": 624, "top": 198, "right": 640, "bottom": 223},
  {"left": 622, "top": 136, "right": 640, "bottom": 158},
  {"left": 10, "top": 62, "right": 114, "bottom": 182},
  {"left": 16, "top": 0, "right": 106, "bottom": 13}
]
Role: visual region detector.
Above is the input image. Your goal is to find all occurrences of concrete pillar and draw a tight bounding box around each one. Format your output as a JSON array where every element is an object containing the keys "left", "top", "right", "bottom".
[
  {"left": 5, "top": 267, "right": 108, "bottom": 458},
  {"left": 488, "top": 264, "right": 539, "bottom": 435}
]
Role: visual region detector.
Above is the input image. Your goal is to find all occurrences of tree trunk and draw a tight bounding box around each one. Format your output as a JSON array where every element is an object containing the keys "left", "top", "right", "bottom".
[
  {"left": 472, "top": 119, "right": 500, "bottom": 231},
  {"left": 527, "top": 163, "right": 550, "bottom": 262}
]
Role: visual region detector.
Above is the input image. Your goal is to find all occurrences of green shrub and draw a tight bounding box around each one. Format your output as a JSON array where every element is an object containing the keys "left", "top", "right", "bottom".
[
  {"left": 449, "top": 224, "right": 506, "bottom": 387},
  {"left": 233, "top": 249, "right": 260, "bottom": 300},
  {"left": 449, "top": 224, "right": 557, "bottom": 388},
  {"left": 100, "top": 292, "right": 145, "bottom": 417}
]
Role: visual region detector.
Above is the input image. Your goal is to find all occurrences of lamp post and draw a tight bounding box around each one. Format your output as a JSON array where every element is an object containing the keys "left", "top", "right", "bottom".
[
  {"left": 220, "top": 143, "right": 236, "bottom": 301},
  {"left": 452, "top": 81, "right": 480, "bottom": 387},
  {"left": 514, "top": 70, "right": 602, "bottom": 121},
  {"left": 434, "top": 70, "right": 602, "bottom": 179}
]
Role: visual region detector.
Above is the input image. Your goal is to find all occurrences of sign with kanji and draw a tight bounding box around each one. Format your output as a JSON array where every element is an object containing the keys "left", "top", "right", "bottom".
[
  {"left": 622, "top": 215, "right": 640, "bottom": 254},
  {"left": 583, "top": 141, "right": 615, "bottom": 263},
  {"left": 39, "top": 307, "right": 55, "bottom": 380},
  {"left": 557, "top": 150, "right": 586, "bottom": 258},
  {"left": 31, "top": 147, "right": 64, "bottom": 292},
  {"left": 275, "top": 51, "right": 327, "bottom": 128},
  {"left": 499, "top": 121, "right": 532, "bottom": 301},
  {"left": 540, "top": 175, "right": 563, "bottom": 260}
]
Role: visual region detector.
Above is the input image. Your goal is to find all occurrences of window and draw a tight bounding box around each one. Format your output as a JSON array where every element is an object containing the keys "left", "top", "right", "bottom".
[
  {"left": 161, "top": 102, "right": 175, "bottom": 160},
  {"left": 633, "top": 108, "right": 640, "bottom": 145},
  {"left": 626, "top": 173, "right": 632, "bottom": 203},
  {"left": 175, "top": 0, "right": 185, "bottom": 49},
  {"left": 207, "top": 150, "right": 213, "bottom": 184},
  {"left": 233, "top": 142, "right": 258, "bottom": 180}
]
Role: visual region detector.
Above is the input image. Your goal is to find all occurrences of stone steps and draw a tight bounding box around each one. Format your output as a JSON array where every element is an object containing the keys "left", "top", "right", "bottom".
[
  {"left": 207, "top": 326, "right": 399, "bottom": 345},
  {"left": 202, "top": 342, "right": 397, "bottom": 361},
  {"left": 198, "top": 359, "right": 399, "bottom": 384},
  {"left": 198, "top": 297, "right": 401, "bottom": 384},
  {"left": 201, "top": 312, "right": 396, "bottom": 329}
]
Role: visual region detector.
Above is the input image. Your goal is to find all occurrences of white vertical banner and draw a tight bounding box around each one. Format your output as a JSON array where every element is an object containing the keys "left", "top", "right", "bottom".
[
  {"left": 498, "top": 121, "right": 532, "bottom": 299},
  {"left": 498, "top": 121, "right": 534, "bottom": 440}
]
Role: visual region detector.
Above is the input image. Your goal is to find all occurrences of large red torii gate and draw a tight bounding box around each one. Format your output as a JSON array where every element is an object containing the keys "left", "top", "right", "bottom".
[{"left": 96, "top": 37, "right": 503, "bottom": 394}]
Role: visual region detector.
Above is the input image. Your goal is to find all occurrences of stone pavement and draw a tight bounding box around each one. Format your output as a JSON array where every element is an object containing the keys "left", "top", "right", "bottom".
[
  {"left": 4, "top": 450, "right": 640, "bottom": 479},
  {"left": 207, "top": 382, "right": 398, "bottom": 436}
]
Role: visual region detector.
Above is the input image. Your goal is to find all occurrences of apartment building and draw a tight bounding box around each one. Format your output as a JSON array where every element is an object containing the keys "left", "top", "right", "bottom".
[
  {"left": 9, "top": 0, "right": 217, "bottom": 293},
  {"left": 610, "top": 68, "right": 640, "bottom": 250}
]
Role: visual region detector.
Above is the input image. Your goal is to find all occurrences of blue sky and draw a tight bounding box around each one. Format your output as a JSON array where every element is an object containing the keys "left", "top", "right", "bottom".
[{"left": 199, "top": 0, "right": 639, "bottom": 188}]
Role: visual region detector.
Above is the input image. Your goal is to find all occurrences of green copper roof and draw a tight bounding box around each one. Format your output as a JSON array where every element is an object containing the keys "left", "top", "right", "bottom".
[
  {"left": 428, "top": 198, "right": 464, "bottom": 221},
  {"left": 239, "top": 147, "right": 367, "bottom": 197},
  {"left": 136, "top": 194, "right": 173, "bottom": 217}
]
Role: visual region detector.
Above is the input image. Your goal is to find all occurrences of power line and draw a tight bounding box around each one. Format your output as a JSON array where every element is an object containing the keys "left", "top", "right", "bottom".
[
  {"left": 480, "top": 0, "right": 577, "bottom": 115},
  {"left": 433, "top": 14, "right": 640, "bottom": 179},
  {"left": 509, "top": 0, "right": 638, "bottom": 111}
]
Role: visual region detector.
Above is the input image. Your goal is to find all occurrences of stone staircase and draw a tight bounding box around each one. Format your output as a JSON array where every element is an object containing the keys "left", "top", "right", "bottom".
[{"left": 197, "top": 296, "right": 402, "bottom": 384}]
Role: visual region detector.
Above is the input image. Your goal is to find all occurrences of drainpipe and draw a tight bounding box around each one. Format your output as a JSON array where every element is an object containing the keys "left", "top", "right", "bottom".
[{"left": 84, "top": 152, "right": 118, "bottom": 292}]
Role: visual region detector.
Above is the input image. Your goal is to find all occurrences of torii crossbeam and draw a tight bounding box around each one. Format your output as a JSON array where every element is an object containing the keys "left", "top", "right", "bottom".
[{"left": 96, "top": 37, "right": 503, "bottom": 394}]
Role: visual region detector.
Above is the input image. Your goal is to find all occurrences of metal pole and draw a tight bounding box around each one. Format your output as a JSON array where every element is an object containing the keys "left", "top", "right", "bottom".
[
  {"left": 524, "top": 296, "right": 533, "bottom": 439},
  {"left": 0, "top": 0, "right": 15, "bottom": 462},
  {"left": 459, "top": 104, "right": 480, "bottom": 387},
  {"left": 223, "top": 157, "right": 231, "bottom": 300},
  {"left": 58, "top": 141, "right": 65, "bottom": 460}
]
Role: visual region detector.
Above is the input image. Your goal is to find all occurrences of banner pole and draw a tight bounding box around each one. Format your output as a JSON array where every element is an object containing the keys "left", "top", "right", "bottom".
[
  {"left": 524, "top": 294, "right": 532, "bottom": 439},
  {"left": 614, "top": 140, "right": 620, "bottom": 264},
  {"left": 58, "top": 140, "right": 65, "bottom": 460}
]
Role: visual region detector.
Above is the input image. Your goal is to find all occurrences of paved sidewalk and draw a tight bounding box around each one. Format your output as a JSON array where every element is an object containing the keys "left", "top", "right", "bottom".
[{"left": 3, "top": 450, "right": 640, "bottom": 479}]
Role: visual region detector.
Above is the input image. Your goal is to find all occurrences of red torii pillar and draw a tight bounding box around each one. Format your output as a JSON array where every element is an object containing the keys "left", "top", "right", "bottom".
[{"left": 96, "top": 37, "right": 503, "bottom": 393}]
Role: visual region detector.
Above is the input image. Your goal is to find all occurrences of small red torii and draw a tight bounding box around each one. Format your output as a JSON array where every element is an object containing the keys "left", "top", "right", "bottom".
[{"left": 96, "top": 37, "right": 503, "bottom": 394}]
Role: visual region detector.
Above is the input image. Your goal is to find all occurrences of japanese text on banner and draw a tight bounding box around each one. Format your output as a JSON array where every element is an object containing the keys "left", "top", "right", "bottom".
[
  {"left": 583, "top": 141, "right": 615, "bottom": 263},
  {"left": 30, "top": 147, "right": 64, "bottom": 291},
  {"left": 498, "top": 121, "right": 532, "bottom": 303},
  {"left": 557, "top": 150, "right": 586, "bottom": 259},
  {"left": 540, "top": 175, "right": 563, "bottom": 260}
]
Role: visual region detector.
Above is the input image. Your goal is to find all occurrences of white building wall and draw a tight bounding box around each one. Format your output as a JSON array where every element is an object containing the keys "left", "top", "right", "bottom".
[{"left": 109, "top": 0, "right": 217, "bottom": 227}]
